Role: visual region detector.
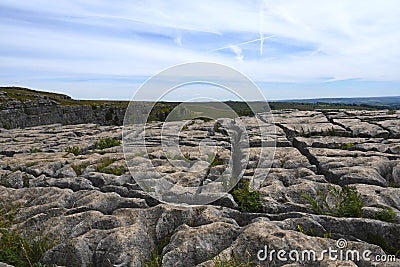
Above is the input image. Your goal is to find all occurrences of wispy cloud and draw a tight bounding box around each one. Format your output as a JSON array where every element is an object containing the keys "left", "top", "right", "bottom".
[{"left": 0, "top": 0, "right": 399, "bottom": 100}]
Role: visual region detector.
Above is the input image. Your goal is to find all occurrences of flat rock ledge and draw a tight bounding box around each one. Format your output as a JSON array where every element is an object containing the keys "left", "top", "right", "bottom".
[{"left": 0, "top": 109, "right": 399, "bottom": 266}]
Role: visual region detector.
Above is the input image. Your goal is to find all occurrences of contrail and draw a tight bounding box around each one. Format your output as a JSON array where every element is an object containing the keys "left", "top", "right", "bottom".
[
  {"left": 210, "top": 35, "right": 274, "bottom": 52},
  {"left": 259, "top": 0, "right": 267, "bottom": 55}
]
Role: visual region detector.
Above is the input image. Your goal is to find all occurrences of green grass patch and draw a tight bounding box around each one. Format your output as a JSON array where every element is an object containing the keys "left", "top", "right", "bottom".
[
  {"left": 301, "top": 186, "right": 363, "bottom": 218},
  {"left": 2, "top": 121, "right": 11, "bottom": 130},
  {"left": 95, "top": 158, "right": 118, "bottom": 173},
  {"left": 322, "top": 127, "right": 338, "bottom": 137},
  {"left": 29, "top": 148, "right": 42, "bottom": 153},
  {"left": 95, "top": 137, "right": 121, "bottom": 150},
  {"left": 101, "top": 166, "right": 126, "bottom": 176},
  {"left": 340, "top": 142, "right": 355, "bottom": 150},
  {"left": 165, "top": 152, "right": 191, "bottom": 162},
  {"left": 388, "top": 182, "right": 400, "bottom": 188},
  {"left": 297, "top": 224, "right": 332, "bottom": 239},
  {"left": 143, "top": 235, "right": 171, "bottom": 267},
  {"left": 183, "top": 152, "right": 191, "bottom": 161},
  {"left": 64, "top": 146, "right": 80, "bottom": 156},
  {"left": 71, "top": 162, "right": 90, "bottom": 176},
  {"left": 209, "top": 154, "right": 223, "bottom": 168},
  {"left": 25, "top": 162, "right": 37, "bottom": 168},
  {"left": 374, "top": 207, "right": 397, "bottom": 223},
  {"left": 23, "top": 175, "right": 30, "bottom": 188},
  {"left": 213, "top": 122, "right": 222, "bottom": 133},
  {"left": 366, "top": 233, "right": 399, "bottom": 257},
  {"left": 231, "top": 180, "right": 263, "bottom": 213},
  {"left": 0, "top": 203, "right": 56, "bottom": 267},
  {"left": 212, "top": 254, "right": 253, "bottom": 267}
]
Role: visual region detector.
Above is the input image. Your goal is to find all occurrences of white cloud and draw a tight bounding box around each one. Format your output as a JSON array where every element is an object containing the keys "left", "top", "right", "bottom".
[
  {"left": 228, "top": 45, "right": 243, "bottom": 61},
  {"left": 0, "top": 0, "right": 399, "bottom": 99}
]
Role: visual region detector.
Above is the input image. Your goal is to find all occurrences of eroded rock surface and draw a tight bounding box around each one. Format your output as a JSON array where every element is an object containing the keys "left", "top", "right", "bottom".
[{"left": 0, "top": 109, "right": 399, "bottom": 266}]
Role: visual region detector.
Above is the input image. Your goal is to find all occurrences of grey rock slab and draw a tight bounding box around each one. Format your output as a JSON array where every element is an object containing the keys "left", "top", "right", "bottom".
[{"left": 162, "top": 222, "right": 240, "bottom": 267}]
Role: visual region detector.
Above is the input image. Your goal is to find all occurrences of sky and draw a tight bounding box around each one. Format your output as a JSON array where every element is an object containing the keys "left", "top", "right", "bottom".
[{"left": 0, "top": 0, "right": 399, "bottom": 101}]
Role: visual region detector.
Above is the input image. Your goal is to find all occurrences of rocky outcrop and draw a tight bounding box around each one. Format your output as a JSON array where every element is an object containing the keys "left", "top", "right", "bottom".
[
  {"left": 0, "top": 109, "right": 399, "bottom": 266},
  {"left": 0, "top": 89, "right": 126, "bottom": 129}
]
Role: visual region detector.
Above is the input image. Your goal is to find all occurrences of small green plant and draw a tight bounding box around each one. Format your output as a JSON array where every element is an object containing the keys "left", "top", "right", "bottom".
[
  {"left": 95, "top": 158, "right": 118, "bottom": 173},
  {"left": 71, "top": 162, "right": 90, "bottom": 176},
  {"left": 181, "top": 120, "right": 195, "bottom": 131},
  {"left": 340, "top": 142, "right": 355, "bottom": 150},
  {"left": 183, "top": 152, "right": 191, "bottom": 161},
  {"left": 366, "top": 233, "right": 399, "bottom": 257},
  {"left": 209, "top": 154, "right": 223, "bottom": 168},
  {"left": 206, "top": 153, "right": 215, "bottom": 163},
  {"left": 301, "top": 186, "right": 363, "bottom": 218},
  {"left": 387, "top": 110, "right": 396, "bottom": 115},
  {"left": 213, "top": 122, "right": 222, "bottom": 133},
  {"left": 29, "top": 148, "right": 42, "bottom": 153},
  {"left": 65, "top": 146, "right": 80, "bottom": 156},
  {"left": 143, "top": 235, "right": 171, "bottom": 267},
  {"left": 374, "top": 207, "right": 397, "bottom": 223},
  {"left": 297, "top": 224, "right": 332, "bottom": 238},
  {"left": 95, "top": 138, "right": 121, "bottom": 150},
  {"left": 0, "top": 204, "right": 56, "bottom": 267},
  {"left": 195, "top": 117, "right": 213, "bottom": 122},
  {"left": 323, "top": 232, "right": 332, "bottom": 239},
  {"left": 231, "top": 180, "right": 263, "bottom": 213},
  {"left": 102, "top": 166, "right": 126, "bottom": 176},
  {"left": 297, "top": 224, "right": 306, "bottom": 235},
  {"left": 23, "top": 175, "right": 30, "bottom": 188},
  {"left": 321, "top": 127, "right": 337, "bottom": 137},
  {"left": 0, "top": 230, "right": 55, "bottom": 267},
  {"left": 165, "top": 152, "right": 194, "bottom": 162},
  {"left": 388, "top": 182, "right": 400, "bottom": 188},
  {"left": 25, "top": 162, "right": 37, "bottom": 168},
  {"left": 3, "top": 121, "right": 11, "bottom": 130}
]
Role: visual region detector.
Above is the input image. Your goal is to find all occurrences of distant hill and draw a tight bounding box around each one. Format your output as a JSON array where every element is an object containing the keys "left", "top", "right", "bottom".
[{"left": 277, "top": 96, "right": 400, "bottom": 109}]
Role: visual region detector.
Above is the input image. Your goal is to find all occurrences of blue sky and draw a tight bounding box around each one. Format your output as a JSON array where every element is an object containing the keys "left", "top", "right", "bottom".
[{"left": 0, "top": 0, "right": 399, "bottom": 100}]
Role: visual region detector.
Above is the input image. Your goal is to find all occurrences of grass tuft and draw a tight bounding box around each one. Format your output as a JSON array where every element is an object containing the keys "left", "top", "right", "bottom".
[
  {"left": 231, "top": 180, "right": 263, "bottom": 213},
  {"left": 71, "top": 162, "right": 90, "bottom": 176},
  {"left": 95, "top": 138, "right": 121, "bottom": 150},
  {"left": 209, "top": 154, "right": 223, "bottom": 168},
  {"left": 0, "top": 204, "right": 56, "bottom": 267},
  {"left": 29, "top": 148, "right": 42, "bottom": 153},
  {"left": 95, "top": 158, "right": 125, "bottom": 175},
  {"left": 143, "top": 235, "right": 171, "bottom": 267},
  {"left": 64, "top": 146, "right": 80, "bottom": 156},
  {"left": 301, "top": 186, "right": 363, "bottom": 218},
  {"left": 374, "top": 206, "right": 397, "bottom": 223},
  {"left": 366, "top": 233, "right": 399, "bottom": 257},
  {"left": 388, "top": 182, "right": 400, "bottom": 188}
]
